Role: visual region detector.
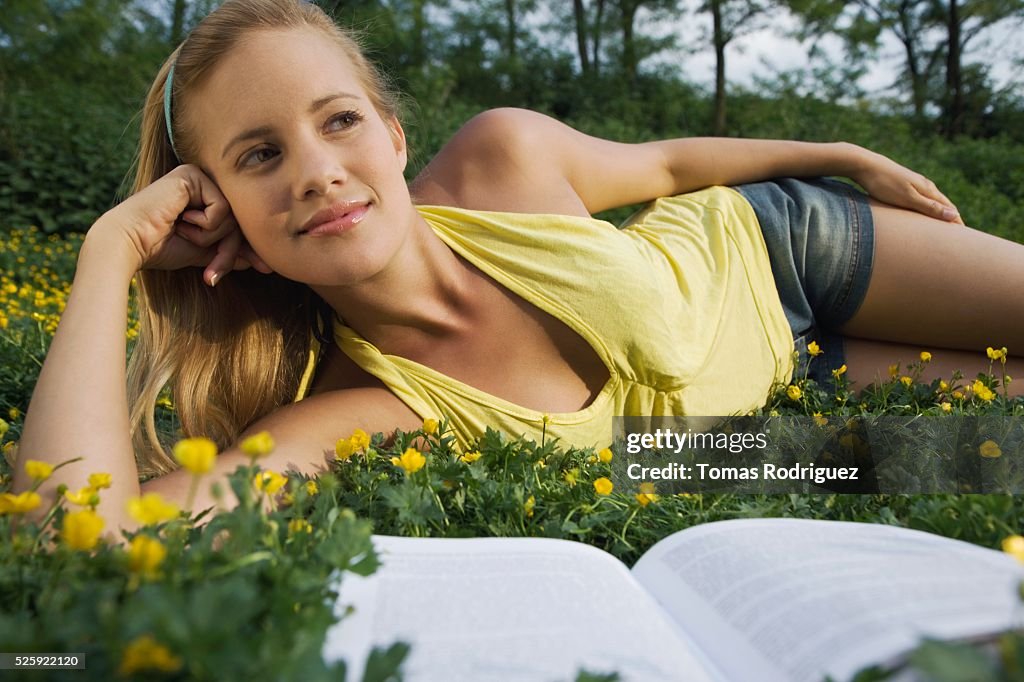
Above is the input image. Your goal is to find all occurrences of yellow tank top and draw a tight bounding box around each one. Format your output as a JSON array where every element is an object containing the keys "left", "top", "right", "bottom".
[{"left": 295, "top": 186, "right": 794, "bottom": 450}]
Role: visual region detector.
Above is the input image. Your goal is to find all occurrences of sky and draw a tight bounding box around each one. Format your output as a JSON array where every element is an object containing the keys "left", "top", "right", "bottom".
[{"left": 643, "top": 6, "right": 1024, "bottom": 99}]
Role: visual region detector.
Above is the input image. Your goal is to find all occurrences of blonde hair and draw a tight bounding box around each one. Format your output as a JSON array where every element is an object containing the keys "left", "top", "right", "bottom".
[{"left": 127, "top": 0, "right": 402, "bottom": 475}]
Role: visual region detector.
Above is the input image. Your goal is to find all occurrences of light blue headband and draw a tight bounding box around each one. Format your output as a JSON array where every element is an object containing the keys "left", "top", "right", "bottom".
[{"left": 163, "top": 62, "right": 181, "bottom": 162}]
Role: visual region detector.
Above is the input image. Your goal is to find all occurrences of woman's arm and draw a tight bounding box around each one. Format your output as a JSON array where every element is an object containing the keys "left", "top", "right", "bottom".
[
  {"left": 14, "top": 227, "right": 144, "bottom": 531},
  {"left": 428, "top": 108, "right": 961, "bottom": 222},
  {"left": 13, "top": 165, "right": 251, "bottom": 535}
]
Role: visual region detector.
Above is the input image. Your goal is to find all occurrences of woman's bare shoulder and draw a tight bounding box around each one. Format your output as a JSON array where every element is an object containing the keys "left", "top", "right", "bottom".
[{"left": 409, "top": 108, "right": 590, "bottom": 216}]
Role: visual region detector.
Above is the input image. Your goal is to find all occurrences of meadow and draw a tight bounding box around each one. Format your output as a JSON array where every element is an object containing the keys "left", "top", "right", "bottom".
[{"left": 2, "top": 214, "right": 1024, "bottom": 680}]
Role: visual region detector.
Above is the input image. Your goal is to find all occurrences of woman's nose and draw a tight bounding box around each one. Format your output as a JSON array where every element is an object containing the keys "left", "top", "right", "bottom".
[{"left": 293, "top": 138, "right": 348, "bottom": 199}]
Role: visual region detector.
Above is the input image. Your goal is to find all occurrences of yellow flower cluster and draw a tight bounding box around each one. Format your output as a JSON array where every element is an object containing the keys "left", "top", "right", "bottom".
[
  {"left": 0, "top": 227, "right": 140, "bottom": 340},
  {"left": 253, "top": 470, "right": 287, "bottom": 495},
  {"left": 62, "top": 509, "right": 105, "bottom": 551},
  {"left": 0, "top": 228, "right": 76, "bottom": 333},
  {"left": 240, "top": 431, "right": 275, "bottom": 460},
  {"left": 459, "top": 451, "right": 482, "bottom": 464},
  {"left": 391, "top": 448, "right": 426, "bottom": 474},
  {"left": 335, "top": 428, "right": 371, "bottom": 461},
  {"left": 173, "top": 437, "right": 218, "bottom": 474},
  {"left": 971, "top": 379, "right": 996, "bottom": 402},
  {"left": 635, "top": 482, "right": 659, "bottom": 507},
  {"left": 118, "top": 634, "right": 182, "bottom": 676},
  {"left": 128, "top": 535, "right": 167, "bottom": 576}
]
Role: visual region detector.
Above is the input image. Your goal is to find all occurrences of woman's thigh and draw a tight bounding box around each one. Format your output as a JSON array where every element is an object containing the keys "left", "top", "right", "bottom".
[{"left": 839, "top": 200, "right": 1024, "bottom": 351}]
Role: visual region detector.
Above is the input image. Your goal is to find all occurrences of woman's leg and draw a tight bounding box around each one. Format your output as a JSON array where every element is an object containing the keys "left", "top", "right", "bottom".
[
  {"left": 842, "top": 337, "right": 1024, "bottom": 397},
  {"left": 839, "top": 199, "right": 1024, "bottom": 351}
]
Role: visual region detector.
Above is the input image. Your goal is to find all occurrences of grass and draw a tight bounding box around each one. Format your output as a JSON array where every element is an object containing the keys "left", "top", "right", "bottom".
[{"left": 2, "top": 224, "right": 1024, "bottom": 680}]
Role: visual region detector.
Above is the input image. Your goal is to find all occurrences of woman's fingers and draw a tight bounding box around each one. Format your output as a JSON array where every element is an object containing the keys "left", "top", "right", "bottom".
[
  {"left": 914, "top": 179, "right": 962, "bottom": 224},
  {"left": 203, "top": 228, "right": 243, "bottom": 287},
  {"left": 238, "top": 241, "right": 274, "bottom": 274}
]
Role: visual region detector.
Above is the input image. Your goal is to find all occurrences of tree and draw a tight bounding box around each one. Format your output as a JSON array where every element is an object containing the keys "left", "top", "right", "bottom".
[
  {"left": 785, "top": 0, "right": 1024, "bottom": 136},
  {"left": 604, "top": 0, "right": 680, "bottom": 85},
  {"left": 700, "top": 0, "right": 774, "bottom": 134},
  {"left": 938, "top": 0, "right": 1024, "bottom": 136}
]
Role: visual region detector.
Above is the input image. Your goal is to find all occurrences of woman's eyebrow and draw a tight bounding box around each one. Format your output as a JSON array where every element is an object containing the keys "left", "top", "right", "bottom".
[{"left": 219, "top": 91, "right": 361, "bottom": 160}]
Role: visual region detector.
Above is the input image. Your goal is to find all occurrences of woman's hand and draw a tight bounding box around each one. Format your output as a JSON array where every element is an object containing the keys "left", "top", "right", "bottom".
[
  {"left": 846, "top": 146, "right": 964, "bottom": 224},
  {"left": 90, "top": 164, "right": 272, "bottom": 285}
]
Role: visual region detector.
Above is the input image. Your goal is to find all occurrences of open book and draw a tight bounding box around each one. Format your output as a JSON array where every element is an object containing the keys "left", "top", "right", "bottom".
[{"left": 322, "top": 518, "right": 1024, "bottom": 681}]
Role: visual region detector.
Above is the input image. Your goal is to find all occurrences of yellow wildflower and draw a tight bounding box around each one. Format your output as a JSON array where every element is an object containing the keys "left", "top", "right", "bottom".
[
  {"left": 0, "top": 491, "right": 42, "bottom": 514},
  {"left": 593, "top": 477, "right": 613, "bottom": 495},
  {"left": 391, "top": 448, "right": 426, "bottom": 474},
  {"left": 288, "top": 518, "right": 313, "bottom": 534},
  {"left": 24, "top": 459, "right": 54, "bottom": 482},
  {"left": 0, "top": 418, "right": 7, "bottom": 438},
  {"left": 61, "top": 509, "right": 105, "bottom": 551},
  {"left": 128, "top": 535, "right": 167, "bottom": 576},
  {"left": 8, "top": 407, "right": 20, "bottom": 421},
  {"left": 88, "top": 472, "right": 112, "bottom": 489},
  {"left": 888, "top": 364, "right": 899, "bottom": 378},
  {"left": 305, "top": 480, "right": 319, "bottom": 496},
  {"left": 807, "top": 341, "right": 823, "bottom": 357},
  {"left": 127, "top": 493, "right": 180, "bottom": 526},
  {"left": 350, "top": 428, "right": 371, "bottom": 451},
  {"left": 952, "top": 390, "right": 965, "bottom": 400},
  {"left": 979, "top": 440, "right": 1002, "bottom": 459},
  {"left": 172, "top": 437, "right": 217, "bottom": 475},
  {"left": 422, "top": 418, "right": 439, "bottom": 436},
  {"left": 118, "top": 635, "right": 182, "bottom": 676},
  {"left": 940, "top": 402, "right": 952, "bottom": 413},
  {"left": 919, "top": 351, "right": 932, "bottom": 363},
  {"left": 253, "top": 470, "right": 288, "bottom": 495},
  {"left": 987, "top": 346, "right": 1007, "bottom": 361},
  {"left": 563, "top": 468, "right": 579, "bottom": 487},
  {"left": 65, "top": 486, "right": 99, "bottom": 508},
  {"left": 812, "top": 413, "right": 828, "bottom": 427},
  {"left": 972, "top": 380, "right": 995, "bottom": 402},
  {"left": 900, "top": 376, "right": 913, "bottom": 387},
  {"left": 786, "top": 385, "right": 802, "bottom": 401},
  {"left": 939, "top": 380, "right": 949, "bottom": 392},
  {"left": 240, "top": 431, "right": 275, "bottom": 460},
  {"left": 335, "top": 437, "right": 356, "bottom": 461},
  {"left": 523, "top": 495, "right": 536, "bottom": 518},
  {"left": 459, "top": 451, "right": 482, "bottom": 464},
  {"left": 636, "top": 482, "right": 659, "bottom": 507},
  {"left": 1002, "top": 535, "right": 1024, "bottom": 564},
  {"left": 598, "top": 447, "right": 613, "bottom": 464},
  {"left": 832, "top": 365, "right": 847, "bottom": 378}
]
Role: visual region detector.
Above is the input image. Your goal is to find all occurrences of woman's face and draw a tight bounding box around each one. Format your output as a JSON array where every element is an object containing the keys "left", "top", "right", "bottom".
[{"left": 186, "top": 27, "right": 413, "bottom": 286}]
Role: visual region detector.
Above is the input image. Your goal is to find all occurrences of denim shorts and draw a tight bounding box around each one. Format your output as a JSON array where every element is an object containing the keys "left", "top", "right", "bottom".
[{"left": 733, "top": 177, "right": 875, "bottom": 388}]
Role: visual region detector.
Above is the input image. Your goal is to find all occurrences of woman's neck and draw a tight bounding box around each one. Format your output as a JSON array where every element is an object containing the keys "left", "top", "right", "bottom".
[{"left": 311, "top": 207, "right": 478, "bottom": 353}]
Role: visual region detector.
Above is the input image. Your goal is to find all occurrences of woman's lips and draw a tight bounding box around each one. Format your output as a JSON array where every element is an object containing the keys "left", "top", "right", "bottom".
[{"left": 301, "top": 203, "right": 371, "bottom": 237}]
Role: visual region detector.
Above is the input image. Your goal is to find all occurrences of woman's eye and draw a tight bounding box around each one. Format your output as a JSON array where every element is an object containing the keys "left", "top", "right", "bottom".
[
  {"left": 327, "top": 111, "right": 364, "bottom": 131},
  {"left": 241, "top": 147, "right": 277, "bottom": 168}
]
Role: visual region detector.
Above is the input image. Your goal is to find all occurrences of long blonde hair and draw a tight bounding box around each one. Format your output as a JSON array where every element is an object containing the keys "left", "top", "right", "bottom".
[{"left": 127, "top": 0, "right": 402, "bottom": 475}]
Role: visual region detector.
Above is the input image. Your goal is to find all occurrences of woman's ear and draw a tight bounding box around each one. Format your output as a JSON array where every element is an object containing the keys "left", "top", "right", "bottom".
[{"left": 387, "top": 116, "right": 408, "bottom": 171}]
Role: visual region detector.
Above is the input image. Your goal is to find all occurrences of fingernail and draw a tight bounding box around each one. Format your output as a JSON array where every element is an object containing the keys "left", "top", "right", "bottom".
[
  {"left": 209, "top": 272, "right": 220, "bottom": 287},
  {"left": 942, "top": 207, "right": 958, "bottom": 220}
]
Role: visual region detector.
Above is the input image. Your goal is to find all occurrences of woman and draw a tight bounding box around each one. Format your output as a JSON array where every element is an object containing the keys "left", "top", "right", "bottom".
[{"left": 14, "top": 0, "right": 1023, "bottom": 533}]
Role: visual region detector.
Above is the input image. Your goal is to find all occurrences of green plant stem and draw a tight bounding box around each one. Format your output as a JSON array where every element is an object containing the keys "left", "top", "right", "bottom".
[
  {"left": 619, "top": 507, "right": 640, "bottom": 547},
  {"left": 206, "top": 550, "right": 276, "bottom": 579},
  {"left": 30, "top": 498, "right": 66, "bottom": 553}
]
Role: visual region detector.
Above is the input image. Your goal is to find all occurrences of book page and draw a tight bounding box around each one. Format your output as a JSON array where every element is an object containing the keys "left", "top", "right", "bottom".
[
  {"left": 632, "top": 518, "right": 1024, "bottom": 682},
  {"left": 322, "top": 535, "right": 721, "bottom": 681}
]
